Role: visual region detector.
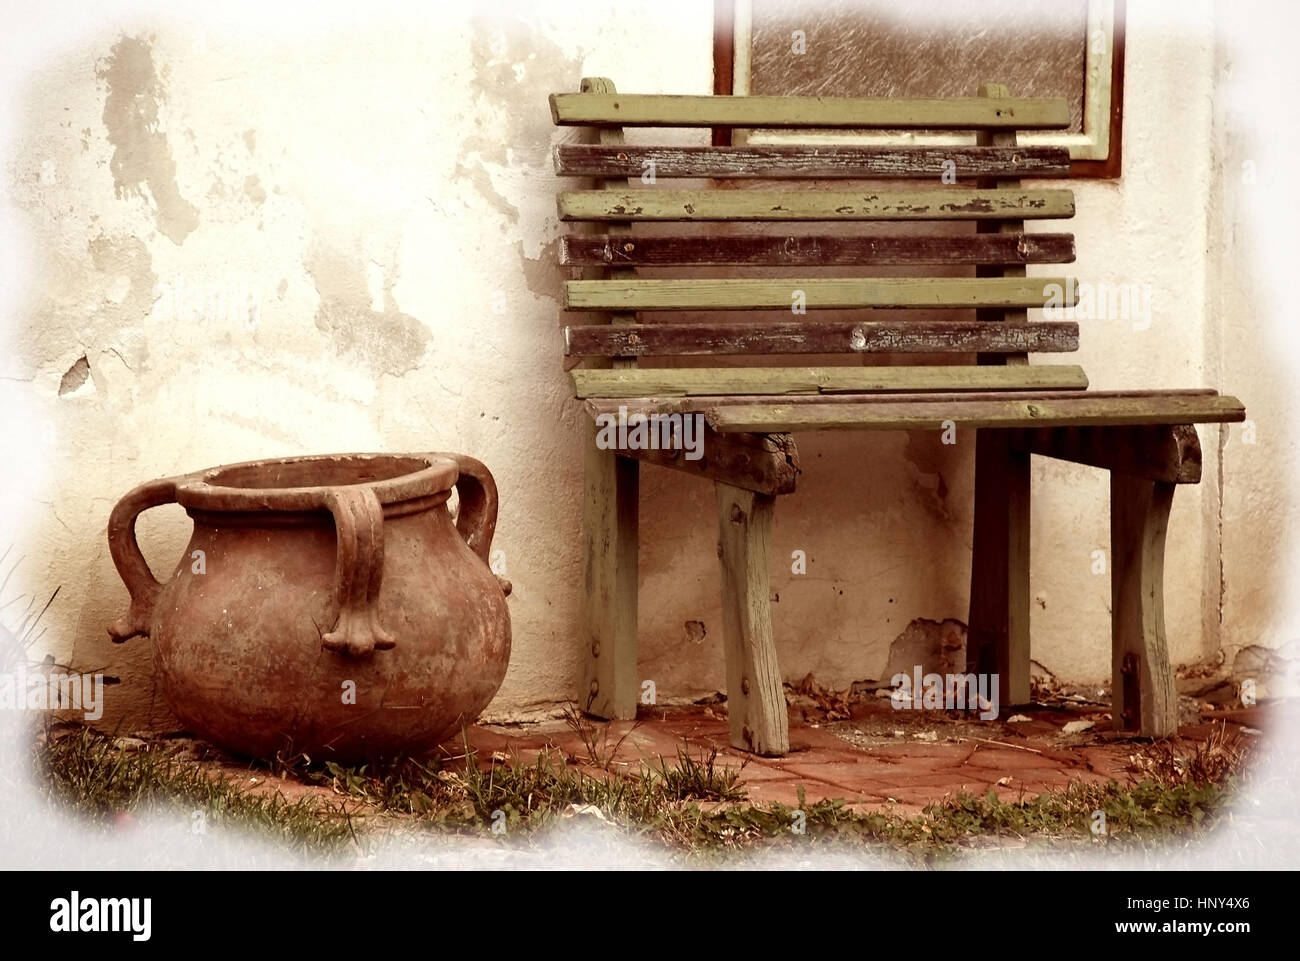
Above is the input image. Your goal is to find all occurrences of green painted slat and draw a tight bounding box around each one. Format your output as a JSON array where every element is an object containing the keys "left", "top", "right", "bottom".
[
  {"left": 704, "top": 394, "right": 1247, "bottom": 432},
  {"left": 549, "top": 93, "right": 1072, "bottom": 129},
  {"left": 570, "top": 365, "right": 1090, "bottom": 398},
  {"left": 565, "top": 277, "right": 1078, "bottom": 311},
  {"left": 557, "top": 189, "right": 1075, "bottom": 222}
]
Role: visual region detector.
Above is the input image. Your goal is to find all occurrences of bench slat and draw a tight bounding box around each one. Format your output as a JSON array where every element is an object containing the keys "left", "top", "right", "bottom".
[
  {"left": 549, "top": 93, "right": 1072, "bottom": 130},
  {"left": 587, "top": 388, "right": 1219, "bottom": 413},
  {"left": 558, "top": 189, "right": 1075, "bottom": 222},
  {"left": 571, "top": 364, "right": 1089, "bottom": 398},
  {"left": 564, "top": 321, "right": 1079, "bottom": 356},
  {"left": 554, "top": 145, "right": 1073, "bottom": 178},
  {"left": 703, "top": 394, "right": 1246, "bottom": 432},
  {"left": 559, "top": 233, "right": 1076, "bottom": 267},
  {"left": 565, "top": 277, "right": 1077, "bottom": 311}
]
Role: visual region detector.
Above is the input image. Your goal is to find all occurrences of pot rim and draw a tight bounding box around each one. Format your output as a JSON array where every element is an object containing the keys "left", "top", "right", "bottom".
[{"left": 174, "top": 452, "right": 459, "bottom": 513}]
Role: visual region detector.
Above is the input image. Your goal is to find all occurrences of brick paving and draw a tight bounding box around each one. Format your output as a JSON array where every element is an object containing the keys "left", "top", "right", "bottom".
[{"left": 467, "top": 696, "right": 1269, "bottom": 816}]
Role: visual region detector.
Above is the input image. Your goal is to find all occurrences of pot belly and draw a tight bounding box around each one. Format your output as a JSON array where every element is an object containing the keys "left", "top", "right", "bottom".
[{"left": 152, "top": 514, "right": 510, "bottom": 762}]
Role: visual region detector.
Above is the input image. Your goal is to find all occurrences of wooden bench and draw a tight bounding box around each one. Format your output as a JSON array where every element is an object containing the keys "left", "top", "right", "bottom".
[{"left": 550, "top": 79, "right": 1245, "bottom": 755}]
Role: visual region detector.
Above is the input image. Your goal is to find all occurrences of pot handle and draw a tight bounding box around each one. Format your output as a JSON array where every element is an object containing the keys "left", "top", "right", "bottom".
[
  {"left": 107, "top": 477, "right": 183, "bottom": 643},
  {"left": 449, "top": 454, "right": 511, "bottom": 596},
  {"left": 321, "top": 486, "right": 396, "bottom": 657}
]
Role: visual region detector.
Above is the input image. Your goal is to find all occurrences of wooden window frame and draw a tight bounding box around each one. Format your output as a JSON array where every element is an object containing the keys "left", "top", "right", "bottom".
[{"left": 713, "top": 0, "right": 1125, "bottom": 178}]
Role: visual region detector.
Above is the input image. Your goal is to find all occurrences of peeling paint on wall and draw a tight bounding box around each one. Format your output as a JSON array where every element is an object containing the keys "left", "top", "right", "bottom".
[
  {"left": 88, "top": 235, "right": 158, "bottom": 325},
  {"left": 901, "top": 431, "right": 956, "bottom": 525},
  {"left": 242, "top": 174, "right": 266, "bottom": 206},
  {"left": 515, "top": 239, "right": 561, "bottom": 302},
  {"left": 97, "top": 35, "right": 199, "bottom": 244},
  {"left": 467, "top": 14, "right": 585, "bottom": 162},
  {"left": 305, "top": 243, "right": 430, "bottom": 377},
  {"left": 453, "top": 157, "right": 519, "bottom": 225}
]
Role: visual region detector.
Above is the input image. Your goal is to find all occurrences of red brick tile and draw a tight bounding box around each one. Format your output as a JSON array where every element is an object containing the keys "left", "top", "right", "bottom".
[{"left": 452, "top": 701, "right": 1267, "bottom": 816}]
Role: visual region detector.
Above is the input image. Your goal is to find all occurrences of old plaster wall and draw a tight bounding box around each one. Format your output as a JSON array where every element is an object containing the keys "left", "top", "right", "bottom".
[
  {"left": 1208, "top": 1, "right": 1300, "bottom": 671},
  {"left": 0, "top": 0, "right": 1289, "bottom": 730}
]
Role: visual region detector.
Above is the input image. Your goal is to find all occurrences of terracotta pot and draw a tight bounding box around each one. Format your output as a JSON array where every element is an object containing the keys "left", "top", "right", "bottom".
[{"left": 106, "top": 453, "right": 511, "bottom": 762}]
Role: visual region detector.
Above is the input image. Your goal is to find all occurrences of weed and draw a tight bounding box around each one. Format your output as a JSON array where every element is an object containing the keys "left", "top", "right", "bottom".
[
  {"left": 645, "top": 745, "right": 747, "bottom": 802},
  {"left": 561, "top": 701, "right": 638, "bottom": 771}
]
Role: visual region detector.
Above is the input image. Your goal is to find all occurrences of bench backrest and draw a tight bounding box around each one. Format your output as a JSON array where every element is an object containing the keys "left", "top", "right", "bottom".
[{"left": 551, "top": 79, "right": 1083, "bottom": 402}]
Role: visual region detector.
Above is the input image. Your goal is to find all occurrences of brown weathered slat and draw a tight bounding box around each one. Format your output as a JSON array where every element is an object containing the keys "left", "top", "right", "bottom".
[
  {"left": 549, "top": 93, "right": 1071, "bottom": 129},
  {"left": 554, "top": 144, "right": 1074, "bottom": 179},
  {"left": 564, "top": 321, "right": 1079, "bottom": 357},
  {"left": 559, "top": 232, "right": 1076, "bottom": 267},
  {"left": 702, "top": 393, "right": 1246, "bottom": 432},
  {"left": 566, "top": 277, "right": 1076, "bottom": 312},
  {"left": 1009, "top": 425, "right": 1203, "bottom": 484},
  {"left": 558, "top": 189, "right": 1075, "bottom": 222}
]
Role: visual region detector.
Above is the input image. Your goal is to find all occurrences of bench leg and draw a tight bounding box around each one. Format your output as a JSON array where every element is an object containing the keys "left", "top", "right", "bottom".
[
  {"left": 1110, "top": 474, "right": 1179, "bottom": 736},
  {"left": 581, "top": 429, "right": 639, "bottom": 719},
  {"left": 967, "top": 430, "right": 1032, "bottom": 708},
  {"left": 715, "top": 481, "right": 789, "bottom": 755}
]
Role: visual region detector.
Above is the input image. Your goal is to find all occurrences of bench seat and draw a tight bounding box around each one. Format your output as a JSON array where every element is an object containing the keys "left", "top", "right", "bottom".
[
  {"left": 571, "top": 364, "right": 1092, "bottom": 397},
  {"left": 583, "top": 389, "right": 1245, "bottom": 432}
]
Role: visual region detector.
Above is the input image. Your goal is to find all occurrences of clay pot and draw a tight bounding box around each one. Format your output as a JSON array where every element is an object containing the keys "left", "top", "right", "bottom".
[{"left": 106, "top": 453, "right": 511, "bottom": 762}]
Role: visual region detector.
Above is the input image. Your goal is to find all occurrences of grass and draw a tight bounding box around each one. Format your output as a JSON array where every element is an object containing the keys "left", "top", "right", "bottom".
[
  {"left": 33, "top": 718, "right": 1250, "bottom": 865},
  {"left": 38, "top": 725, "right": 359, "bottom": 856},
  {"left": 647, "top": 745, "right": 748, "bottom": 803}
]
